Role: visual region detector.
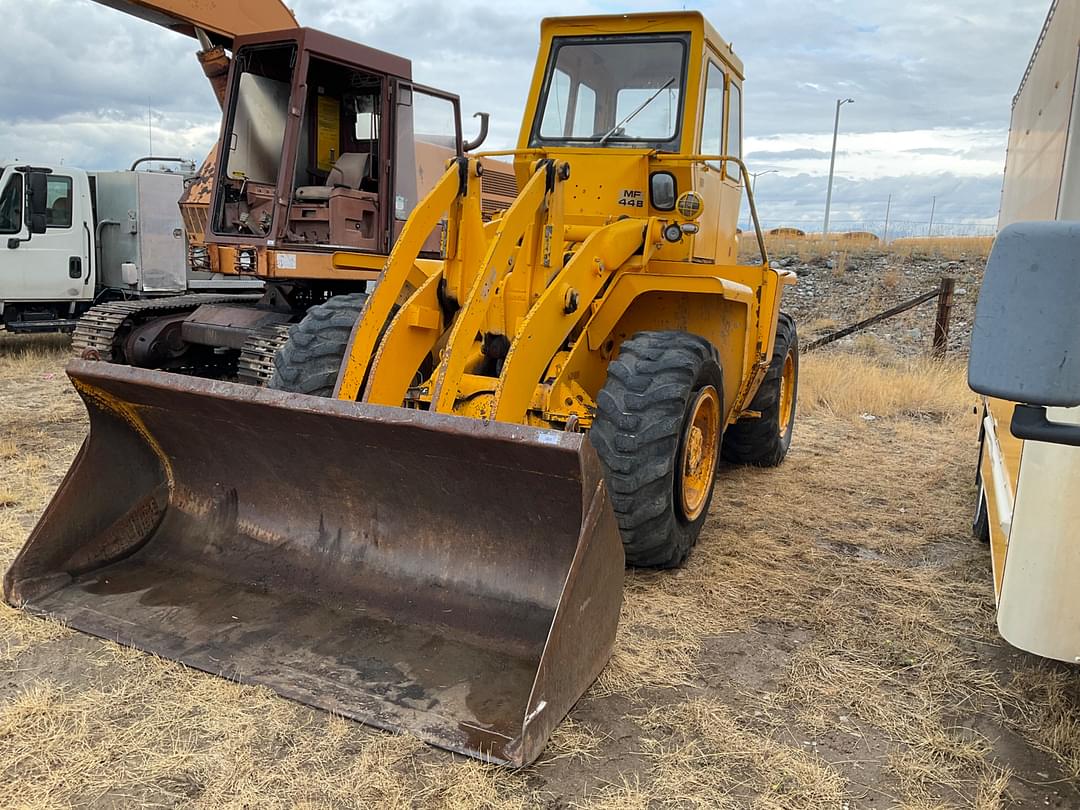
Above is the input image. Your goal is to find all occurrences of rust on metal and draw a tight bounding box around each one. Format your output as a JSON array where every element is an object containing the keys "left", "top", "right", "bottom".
[{"left": 3, "top": 361, "right": 623, "bottom": 766}]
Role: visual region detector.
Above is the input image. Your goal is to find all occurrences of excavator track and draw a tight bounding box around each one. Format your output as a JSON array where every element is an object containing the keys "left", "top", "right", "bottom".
[
  {"left": 237, "top": 322, "right": 293, "bottom": 386},
  {"left": 72, "top": 294, "right": 261, "bottom": 363}
]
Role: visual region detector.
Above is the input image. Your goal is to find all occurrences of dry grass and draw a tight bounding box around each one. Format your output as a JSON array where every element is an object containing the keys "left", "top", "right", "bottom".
[
  {"left": 743, "top": 234, "right": 993, "bottom": 263},
  {"left": 635, "top": 699, "right": 848, "bottom": 808},
  {"left": 0, "top": 333, "right": 71, "bottom": 372},
  {"left": 890, "top": 236, "right": 994, "bottom": 260},
  {"left": 799, "top": 352, "right": 975, "bottom": 421},
  {"left": 0, "top": 336, "right": 1077, "bottom": 808}
]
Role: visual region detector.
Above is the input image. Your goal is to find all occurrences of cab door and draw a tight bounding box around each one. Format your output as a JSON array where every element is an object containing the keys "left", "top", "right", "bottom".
[
  {"left": 0, "top": 168, "right": 25, "bottom": 300},
  {"left": 391, "top": 80, "right": 462, "bottom": 251},
  {"left": 693, "top": 60, "right": 726, "bottom": 262},
  {"left": 9, "top": 172, "right": 91, "bottom": 302},
  {"left": 718, "top": 78, "right": 744, "bottom": 265}
]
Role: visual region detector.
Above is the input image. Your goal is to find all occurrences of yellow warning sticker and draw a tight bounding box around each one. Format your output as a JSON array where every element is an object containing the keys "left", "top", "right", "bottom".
[{"left": 317, "top": 95, "right": 341, "bottom": 173}]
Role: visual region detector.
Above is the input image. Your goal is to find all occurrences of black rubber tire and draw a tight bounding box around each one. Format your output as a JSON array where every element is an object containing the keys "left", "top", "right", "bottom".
[
  {"left": 268, "top": 293, "right": 368, "bottom": 397},
  {"left": 722, "top": 312, "right": 798, "bottom": 467},
  {"left": 972, "top": 480, "right": 991, "bottom": 544},
  {"left": 590, "top": 331, "right": 724, "bottom": 568},
  {"left": 972, "top": 428, "right": 991, "bottom": 544}
]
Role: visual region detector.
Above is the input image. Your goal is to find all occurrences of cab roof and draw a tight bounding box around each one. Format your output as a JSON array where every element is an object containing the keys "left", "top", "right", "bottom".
[{"left": 539, "top": 11, "right": 743, "bottom": 78}]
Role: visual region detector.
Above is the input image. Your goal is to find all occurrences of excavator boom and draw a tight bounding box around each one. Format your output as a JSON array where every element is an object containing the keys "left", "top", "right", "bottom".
[{"left": 91, "top": 0, "right": 297, "bottom": 46}]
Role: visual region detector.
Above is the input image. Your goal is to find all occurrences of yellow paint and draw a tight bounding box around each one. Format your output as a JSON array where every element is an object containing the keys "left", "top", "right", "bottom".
[
  {"left": 325, "top": 12, "right": 789, "bottom": 439},
  {"left": 336, "top": 161, "right": 468, "bottom": 400},
  {"left": 981, "top": 396, "right": 1025, "bottom": 600},
  {"left": 680, "top": 385, "right": 721, "bottom": 520},
  {"left": 316, "top": 95, "right": 341, "bottom": 173}
]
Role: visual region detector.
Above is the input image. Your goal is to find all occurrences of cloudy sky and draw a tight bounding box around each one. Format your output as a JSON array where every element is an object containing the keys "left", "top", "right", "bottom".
[{"left": 0, "top": 0, "right": 1052, "bottom": 233}]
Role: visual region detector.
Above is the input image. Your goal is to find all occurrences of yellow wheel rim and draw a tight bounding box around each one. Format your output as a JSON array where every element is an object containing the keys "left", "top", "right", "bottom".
[
  {"left": 778, "top": 351, "right": 796, "bottom": 437},
  {"left": 679, "top": 385, "right": 721, "bottom": 522}
]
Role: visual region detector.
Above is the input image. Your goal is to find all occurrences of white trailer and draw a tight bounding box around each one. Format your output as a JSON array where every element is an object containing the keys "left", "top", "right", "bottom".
[{"left": 969, "top": 0, "right": 1080, "bottom": 663}]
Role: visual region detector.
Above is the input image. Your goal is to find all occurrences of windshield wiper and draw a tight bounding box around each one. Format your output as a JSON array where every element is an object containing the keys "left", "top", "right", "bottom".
[{"left": 599, "top": 77, "right": 677, "bottom": 144}]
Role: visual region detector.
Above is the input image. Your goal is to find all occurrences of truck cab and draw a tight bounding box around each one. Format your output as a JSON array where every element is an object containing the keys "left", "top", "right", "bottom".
[
  {"left": 0, "top": 163, "right": 192, "bottom": 334},
  {"left": 0, "top": 164, "right": 95, "bottom": 332}
]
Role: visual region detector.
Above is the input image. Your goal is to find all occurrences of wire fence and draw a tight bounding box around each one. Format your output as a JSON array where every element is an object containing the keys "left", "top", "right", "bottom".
[{"left": 749, "top": 219, "right": 996, "bottom": 240}]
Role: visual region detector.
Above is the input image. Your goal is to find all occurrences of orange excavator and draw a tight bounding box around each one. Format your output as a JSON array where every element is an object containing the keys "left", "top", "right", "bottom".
[
  {"left": 72, "top": 2, "right": 515, "bottom": 382},
  {"left": 92, "top": 1, "right": 300, "bottom": 279}
]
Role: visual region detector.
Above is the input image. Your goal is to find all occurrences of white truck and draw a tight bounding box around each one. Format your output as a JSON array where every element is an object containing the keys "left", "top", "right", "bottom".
[
  {"left": 968, "top": 0, "right": 1080, "bottom": 663},
  {"left": 0, "top": 161, "right": 256, "bottom": 335}
]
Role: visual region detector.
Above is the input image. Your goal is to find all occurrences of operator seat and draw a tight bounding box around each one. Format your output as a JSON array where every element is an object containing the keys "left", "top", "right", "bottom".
[{"left": 295, "top": 153, "right": 371, "bottom": 201}]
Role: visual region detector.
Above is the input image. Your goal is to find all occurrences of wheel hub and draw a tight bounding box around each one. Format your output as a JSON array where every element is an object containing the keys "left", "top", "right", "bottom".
[{"left": 679, "top": 385, "right": 721, "bottom": 522}]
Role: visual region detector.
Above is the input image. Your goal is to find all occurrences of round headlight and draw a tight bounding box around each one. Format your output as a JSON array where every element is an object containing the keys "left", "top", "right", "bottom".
[{"left": 676, "top": 191, "right": 704, "bottom": 220}]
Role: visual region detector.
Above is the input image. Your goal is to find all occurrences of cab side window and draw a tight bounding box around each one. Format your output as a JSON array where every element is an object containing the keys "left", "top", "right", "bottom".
[
  {"left": 0, "top": 174, "right": 22, "bottom": 234},
  {"left": 46, "top": 175, "right": 73, "bottom": 229},
  {"left": 700, "top": 62, "right": 725, "bottom": 169},
  {"left": 725, "top": 80, "right": 742, "bottom": 180}
]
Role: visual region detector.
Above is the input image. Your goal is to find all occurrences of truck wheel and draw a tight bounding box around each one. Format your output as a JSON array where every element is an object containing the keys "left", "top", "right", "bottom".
[
  {"left": 269, "top": 293, "right": 368, "bottom": 397},
  {"left": 722, "top": 312, "right": 798, "bottom": 467},
  {"left": 590, "top": 331, "right": 724, "bottom": 568}
]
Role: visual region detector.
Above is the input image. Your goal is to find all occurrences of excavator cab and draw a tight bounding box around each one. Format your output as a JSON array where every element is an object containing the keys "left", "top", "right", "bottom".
[{"left": 211, "top": 29, "right": 462, "bottom": 256}]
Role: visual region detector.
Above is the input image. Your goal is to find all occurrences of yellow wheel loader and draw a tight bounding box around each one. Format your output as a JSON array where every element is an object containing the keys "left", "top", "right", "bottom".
[{"left": 5, "top": 11, "right": 797, "bottom": 766}]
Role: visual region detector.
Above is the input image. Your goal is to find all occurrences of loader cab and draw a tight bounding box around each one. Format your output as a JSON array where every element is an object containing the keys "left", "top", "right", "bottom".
[
  {"left": 519, "top": 12, "right": 746, "bottom": 263},
  {"left": 210, "top": 28, "right": 463, "bottom": 257}
]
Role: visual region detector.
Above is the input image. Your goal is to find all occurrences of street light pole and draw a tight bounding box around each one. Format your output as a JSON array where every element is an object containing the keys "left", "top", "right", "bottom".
[
  {"left": 823, "top": 97, "right": 854, "bottom": 236},
  {"left": 748, "top": 169, "right": 778, "bottom": 230}
]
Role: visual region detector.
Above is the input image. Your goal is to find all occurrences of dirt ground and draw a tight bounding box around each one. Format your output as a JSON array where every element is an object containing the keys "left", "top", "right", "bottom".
[{"left": 1, "top": 325, "right": 1079, "bottom": 808}]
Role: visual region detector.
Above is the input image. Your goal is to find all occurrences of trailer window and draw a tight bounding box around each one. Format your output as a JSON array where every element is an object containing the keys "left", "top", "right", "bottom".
[
  {"left": 532, "top": 34, "right": 689, "bottom": 150},
  {"left": 0, "top": 174, "right": 21, "bottom": 234},
  {"left": 46, "top": 176, "right": 73, "bottom": 228}
]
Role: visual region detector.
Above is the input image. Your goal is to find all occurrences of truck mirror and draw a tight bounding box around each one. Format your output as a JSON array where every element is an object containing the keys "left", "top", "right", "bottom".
[
  {"left": 969, "top": 221, "right": 1080, "bottom": 446},
  {"left": 969, "top": 221, "right": 1080, "bottom": 407},
  {"left": 26, "top": 171, "right": 48, "bottom": 234}
]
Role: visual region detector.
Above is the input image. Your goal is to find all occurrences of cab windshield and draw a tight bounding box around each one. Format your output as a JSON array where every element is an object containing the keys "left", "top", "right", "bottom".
[{"left": 532, "top": 34, "right": 688, "bottom": 150}]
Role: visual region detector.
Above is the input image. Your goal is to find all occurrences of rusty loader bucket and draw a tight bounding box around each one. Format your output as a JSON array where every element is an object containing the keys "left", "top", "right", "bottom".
[{"left": 4, "top": 361, "right": 623, "bottom": 766}]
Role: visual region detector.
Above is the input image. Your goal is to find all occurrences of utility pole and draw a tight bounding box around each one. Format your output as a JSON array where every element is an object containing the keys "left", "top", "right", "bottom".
[
  {"left": 883, "top": 193, "right": 892, "bottom": 243},
  {"left": 823, "top": 97, "right": 854, "bottom": 236},
  {"left": 928, "top": 195, "right": 937, "bottom": 237}
]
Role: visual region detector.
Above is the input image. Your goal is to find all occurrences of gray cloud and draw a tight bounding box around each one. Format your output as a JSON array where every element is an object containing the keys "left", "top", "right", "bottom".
[
  {"left": 747, "top": 171, "right": 1003, "bottom": 234},
  {"left": 746, "top": 148, "right": 834, "bottom": 161},
  {"left": 0, "top": 0, "right": 1050, "bottom": 222}
]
